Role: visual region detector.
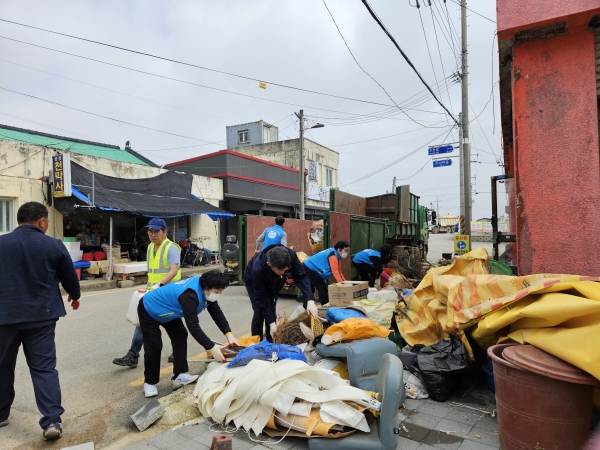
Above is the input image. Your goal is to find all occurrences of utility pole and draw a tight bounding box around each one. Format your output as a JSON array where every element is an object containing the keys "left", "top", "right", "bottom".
[
  {"left": 392, "top": 176, "right": 397, "bottom": 193},
  {"left": 460, "top": 0, "right": 472, "bottom": 244},
  {"left": 296, "top": 109, "right": 306, "bottom": 220}
]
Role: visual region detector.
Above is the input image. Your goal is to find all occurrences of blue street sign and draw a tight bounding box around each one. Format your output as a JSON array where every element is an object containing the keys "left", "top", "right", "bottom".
[
  {"left": 457, "top": 241, "right": 466, "bottom": 250},
  {"left": 433, "top": 159, "right": 452, "bottom": 168},
  {"left": 428, "top": 145, "right": 454, "bottom": 155}
]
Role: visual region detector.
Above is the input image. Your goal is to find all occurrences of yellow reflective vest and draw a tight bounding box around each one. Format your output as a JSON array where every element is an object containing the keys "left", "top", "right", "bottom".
[{"left": 147, "top": 238, "right": 181, "bottom": 286}]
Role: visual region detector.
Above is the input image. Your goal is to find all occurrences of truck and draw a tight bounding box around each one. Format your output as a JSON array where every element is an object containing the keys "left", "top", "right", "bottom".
[
  {"left": 429, "top": 214, "right": 459, "bottom": 234},
  {"left": 328, "top": 185, "right": 429, "bottom": 257}
]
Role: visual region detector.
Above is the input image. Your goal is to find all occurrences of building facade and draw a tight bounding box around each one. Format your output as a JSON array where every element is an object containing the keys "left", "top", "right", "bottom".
[
  {"left": 497, "top": 1, "right": 600, "bottom": 274},
  {"left": 0, "top": 125, "right": 225, "bottom": 252},
  {"left": 226, "top": 120, "right": 278, "bottom": 149},
  {"left": 233, "top": 137, "right": 339, "bottom": 216}
]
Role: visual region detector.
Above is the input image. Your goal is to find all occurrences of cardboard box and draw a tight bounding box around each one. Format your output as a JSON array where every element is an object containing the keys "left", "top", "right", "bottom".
[{"left": 327, "top": 281, "right": 369, "bottom": 306}]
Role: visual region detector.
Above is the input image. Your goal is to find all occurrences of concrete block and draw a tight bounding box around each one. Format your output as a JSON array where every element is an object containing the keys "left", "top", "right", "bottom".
[
  {"left": 119, "top": 280, "right": 135, "bottom": 288},
  {"left": 209, "top": 435, "right": 232, "bottom": 450},
  {"left": 61, "top": 443, "right": 95, "bottom": 450},
  {"left": 130, "top": 398, "right": 165, "bottom": 432}
]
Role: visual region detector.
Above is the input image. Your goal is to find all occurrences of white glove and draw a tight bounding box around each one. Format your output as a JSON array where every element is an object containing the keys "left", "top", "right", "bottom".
[
  {"left": 225, "top": 333, "right": 239, "bottom": 346},
  {"left": 269, "top": 322, "right": 278, "bottom": 339},
  {"left": 210, "top": 345, "right": 226, "bottom": 362},
  {"left": 306, "top": 300, "right": 319, "bottom": 318}
]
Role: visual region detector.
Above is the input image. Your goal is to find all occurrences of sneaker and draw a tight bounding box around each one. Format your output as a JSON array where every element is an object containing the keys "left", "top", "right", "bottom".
[
  {"left": 168, "top": 353, "right": 174, "bottom": 363},
  {"left": 113, "top": 354, "right": 138, "bottom": 368},
  {"left": 42, "top": 422, "right": 62, "bottom": 441},
  {"left": 171, "top": 373, "right": 199, "bottom": 390},
  {"left": 144, "top": 383, "right": 158, "bottom": 398},
  {"left": 0, "top": 418, "right": 8, "bottom": 427}
]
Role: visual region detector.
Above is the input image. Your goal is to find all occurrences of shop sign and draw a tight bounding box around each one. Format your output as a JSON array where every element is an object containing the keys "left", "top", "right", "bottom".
[
  {"left": 53, "top": 154, "right": 72, "bottom": 197},
  {"left": 307, "top": 182, "right": 330, "bottom": 202},
  {"left": 307, "top": 161, "right": 319, "bottom": 182}
]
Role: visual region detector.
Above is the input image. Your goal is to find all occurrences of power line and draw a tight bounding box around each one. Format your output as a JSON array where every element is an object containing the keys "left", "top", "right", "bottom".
[
  {"left": 320, "top": 0, "right": 427, "bottom": 128},
  {"left": 360, "top": 0, "right": 458, "bottom": 125},
  {"left": 341, "top": 126, "right": 454, "bottom": 187},
  {"left": 447, "top": 0, "right": 496, "bottom": 23},
  {"left": 0, "top": 17, "right": 442, "bottom": 110},
  {"left": 0, "top": 86, "right": 222, "bottom": 145}
]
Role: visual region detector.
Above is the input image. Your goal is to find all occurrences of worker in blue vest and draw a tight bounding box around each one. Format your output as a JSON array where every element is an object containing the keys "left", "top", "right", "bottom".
[
  {"left": 138, "top": 270, "right": 239, "bottom": 398},
  {"left": 254, "top": 216, "right": 287, "bottom": 255},
  {"left": 352, "top": 244, "right": 393, "bottom": 287},
  {"left": 302, "top": 240, "right": 350, "bottom": 317}
]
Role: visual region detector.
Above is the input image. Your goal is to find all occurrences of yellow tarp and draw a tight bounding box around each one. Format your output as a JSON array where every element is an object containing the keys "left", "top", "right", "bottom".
[{"left": 396, "top": 248, "right": 600, "bottom": 379}]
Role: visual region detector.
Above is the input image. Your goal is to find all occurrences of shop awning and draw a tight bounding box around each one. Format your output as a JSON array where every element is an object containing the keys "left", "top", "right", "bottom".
[{"left": 54, "top": 162, "right": 233, "bottom": 220}]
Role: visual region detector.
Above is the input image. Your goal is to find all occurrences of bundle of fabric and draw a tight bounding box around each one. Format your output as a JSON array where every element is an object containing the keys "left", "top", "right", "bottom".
[
  {"left": 395, "top": 247, "right": 600, "bottom": 379},
  {"left": 321, "top": 318, "right": 392, "bottom": 345},
  {"left": 194, "top": 359, "right": 375, "bottom": 437}
]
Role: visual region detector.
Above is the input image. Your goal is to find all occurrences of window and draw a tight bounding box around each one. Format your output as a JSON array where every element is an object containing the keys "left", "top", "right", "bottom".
[
  {"left": 325, "top": 168, "right": 334, "bottom": 187},
  {"left": 238, "top": 130, "right": 249, "bottom": 144},
  {"left": 0, "top": 199, "right": 14, "bottom": 234}
]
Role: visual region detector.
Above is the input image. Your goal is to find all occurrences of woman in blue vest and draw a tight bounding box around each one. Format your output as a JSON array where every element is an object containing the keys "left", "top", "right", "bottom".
[
  {"left": 302, "top": 240, "right": 350, "bottom": 317},
  {"left": 137, "top": 270, "right": 239, "bottom": 398},
  {"left": 352, "top": 244, "right": 393, "bottom": 287}
]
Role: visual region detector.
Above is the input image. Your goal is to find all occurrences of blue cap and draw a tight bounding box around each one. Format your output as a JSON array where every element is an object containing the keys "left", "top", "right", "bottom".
[{"left": 146, "top": 218, "right": 167, "bottom": 230}]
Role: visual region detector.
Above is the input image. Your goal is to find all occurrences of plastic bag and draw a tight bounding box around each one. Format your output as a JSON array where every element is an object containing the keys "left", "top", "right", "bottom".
[
  {"left": 325, "top": 307, "right": 367, "bottom": 324},
  {"left": 321, "top": 318, "right": 392, "bottom": 346},
  {"left": 410, "top": 334, "right": 468, "bottom": 402},
  {"left": 403, "top": 367, "right": 429, "bottom": 399},
  {"left": 228, "top": 340, "right": 308, "bottom": 368}
]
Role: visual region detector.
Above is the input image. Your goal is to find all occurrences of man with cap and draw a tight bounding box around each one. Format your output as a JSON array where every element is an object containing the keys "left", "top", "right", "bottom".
[{"left": 112, "top": 218, "right": 181, "bottom": 368}]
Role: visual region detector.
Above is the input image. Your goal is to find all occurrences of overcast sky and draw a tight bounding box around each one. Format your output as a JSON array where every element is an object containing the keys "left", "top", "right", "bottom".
[{"left": 0, "top": 0, "right": 501, "bottom": 219}]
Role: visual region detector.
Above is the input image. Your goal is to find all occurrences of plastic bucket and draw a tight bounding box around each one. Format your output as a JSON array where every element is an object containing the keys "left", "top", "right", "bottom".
[{"left": 488, "top": 344, "right": 595, "bottom": 450}]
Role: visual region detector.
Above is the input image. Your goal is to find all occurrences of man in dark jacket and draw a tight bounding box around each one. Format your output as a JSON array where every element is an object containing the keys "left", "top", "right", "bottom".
[
  {"left": 0, "top": 202, "right": 81, "bottom": 441},
  {"left": 243, "top": 245, "right": 313, "bottom": 342}
]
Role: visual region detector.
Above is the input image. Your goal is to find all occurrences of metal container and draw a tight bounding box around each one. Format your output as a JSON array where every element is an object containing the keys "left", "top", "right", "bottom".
[{"left": 488, "top": 344, "right": 597, "bottom": 450}]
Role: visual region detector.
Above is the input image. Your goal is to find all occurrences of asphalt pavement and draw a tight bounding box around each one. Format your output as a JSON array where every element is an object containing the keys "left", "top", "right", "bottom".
[{"left": 2, "top": 283, "right": 303, "bottom": 450}]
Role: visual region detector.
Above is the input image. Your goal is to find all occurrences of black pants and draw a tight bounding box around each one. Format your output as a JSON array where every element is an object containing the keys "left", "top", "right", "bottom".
[
  {"left": 138, "top": 300, "right": 189, "bottom": 385},
  {"left": 303, "top": 265, "right": 329, "bottom": 308},
  {"left": 247, "top": 287, "right": 277, "bottom": 343},
  {"left": 0, "top": 323, "right": 64, "bottom": 429},
  {"left": 353, "top": 262, "right": 377, "bottom": 287}
]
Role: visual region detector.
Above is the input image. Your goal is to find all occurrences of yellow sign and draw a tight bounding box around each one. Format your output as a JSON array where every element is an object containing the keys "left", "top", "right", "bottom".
[
  {"left": 258, "top": 81, "right": 267, "bottom": 89},
  {"left": 454, "top": 235, "right": 469, "bottom": 255},
  {"left": 52, "top": 154, "right": 72, "bottom": 197}
]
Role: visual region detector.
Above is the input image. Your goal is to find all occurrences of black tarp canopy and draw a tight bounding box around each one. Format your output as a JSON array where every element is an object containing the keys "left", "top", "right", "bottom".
[{"left": 54, "top": 162, "right": 233, "bottom": 220}]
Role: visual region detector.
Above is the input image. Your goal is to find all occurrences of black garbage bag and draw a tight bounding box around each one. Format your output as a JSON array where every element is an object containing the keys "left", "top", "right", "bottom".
[{"left": 410, "top": 334, "right": 469, "bottom": 402}]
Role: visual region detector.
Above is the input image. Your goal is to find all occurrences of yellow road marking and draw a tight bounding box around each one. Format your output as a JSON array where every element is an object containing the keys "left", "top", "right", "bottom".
[{"left": 128, "top": 332, "right": 252, "bottom": 387}]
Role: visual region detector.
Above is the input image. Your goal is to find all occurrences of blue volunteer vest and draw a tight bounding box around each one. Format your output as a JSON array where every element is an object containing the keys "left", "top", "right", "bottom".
[
  {"left": 304, "top": 248, "right": 339, "bottom": 280},
  {"left": 352, "top": 249, "right": 381, "bottom": 266},
  {"left": 143, "top": 276, "right": 206, "bottom": 323},
  {"left": 262, "top": 225, "right": 285, "bottom": 248}
]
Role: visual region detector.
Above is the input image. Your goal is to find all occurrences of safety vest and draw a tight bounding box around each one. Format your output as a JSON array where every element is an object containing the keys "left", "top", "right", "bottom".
[
  {"left": 352, "top": 249, "right": 381, "bottom": 266},
  {"left": 303, "top": 248, "right": 339, "bottom": 280},
  {"left": 262, "top": 225, "right": 285, "bottom": 248},
  {"left": 147, "top": 238, "right": 181, "bottom": 286},
  {"left": 143, "top": 276, "right": 205, "bottom": 323}
]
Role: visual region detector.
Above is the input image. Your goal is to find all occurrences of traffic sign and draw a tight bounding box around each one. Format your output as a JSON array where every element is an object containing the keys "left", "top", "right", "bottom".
[
  {"left": 454, "top": 235, "right": 469, "bottom": 255},
  {"left": 428, "top": 145, "right": 454, "bottom": 155},
  {"left": 433, "top": 159, "right": 452, "bottom": 168}
]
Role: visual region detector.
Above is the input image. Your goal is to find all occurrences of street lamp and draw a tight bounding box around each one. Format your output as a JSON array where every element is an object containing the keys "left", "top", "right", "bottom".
[{"left": 294, "top": 109, "right": 325, "bottom": 220}]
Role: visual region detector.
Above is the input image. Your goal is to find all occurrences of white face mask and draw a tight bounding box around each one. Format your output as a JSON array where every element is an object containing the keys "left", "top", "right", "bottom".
[
  {"left": 206, "top": 291, "right": 220, "bottom": 302},
  {"left": 340, "top": 251, "right": 349, "bottom": 259}
]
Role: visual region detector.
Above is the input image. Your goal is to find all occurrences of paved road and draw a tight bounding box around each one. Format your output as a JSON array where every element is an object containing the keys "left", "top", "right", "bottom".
[
  {"left": 427, "top": 232, "right": 493, "bottom": 262},
  {"left": 2, "top": 283, "right": 303, "bottom": 450}
]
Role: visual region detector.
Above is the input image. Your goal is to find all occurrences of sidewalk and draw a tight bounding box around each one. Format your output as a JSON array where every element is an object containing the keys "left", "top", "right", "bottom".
[{"left": 122, "top": 366, "right": 499, "bottom": 450}]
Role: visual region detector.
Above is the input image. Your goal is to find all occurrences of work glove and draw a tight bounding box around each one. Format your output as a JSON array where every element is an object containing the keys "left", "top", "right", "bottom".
[
  {"left": 381, "top": 271, "right": 390, "bottom": 281},
  {"left": 306, "top": 300, "right": 319, "bottom": 318},
  {"left": 253, "top": 250, "right": 259, "bottom": 256},
  {"left": 210, "top": 344, "right": 226, "bottom": 362},
  {"left": 269, "top": 322, "right": 278, "bottom": 339},
  {"left": 225, "top": 332, "right": 239, "bottom": 346},
  {"left": 67, "top": 296, "right": 80, "bottom": 310}
]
